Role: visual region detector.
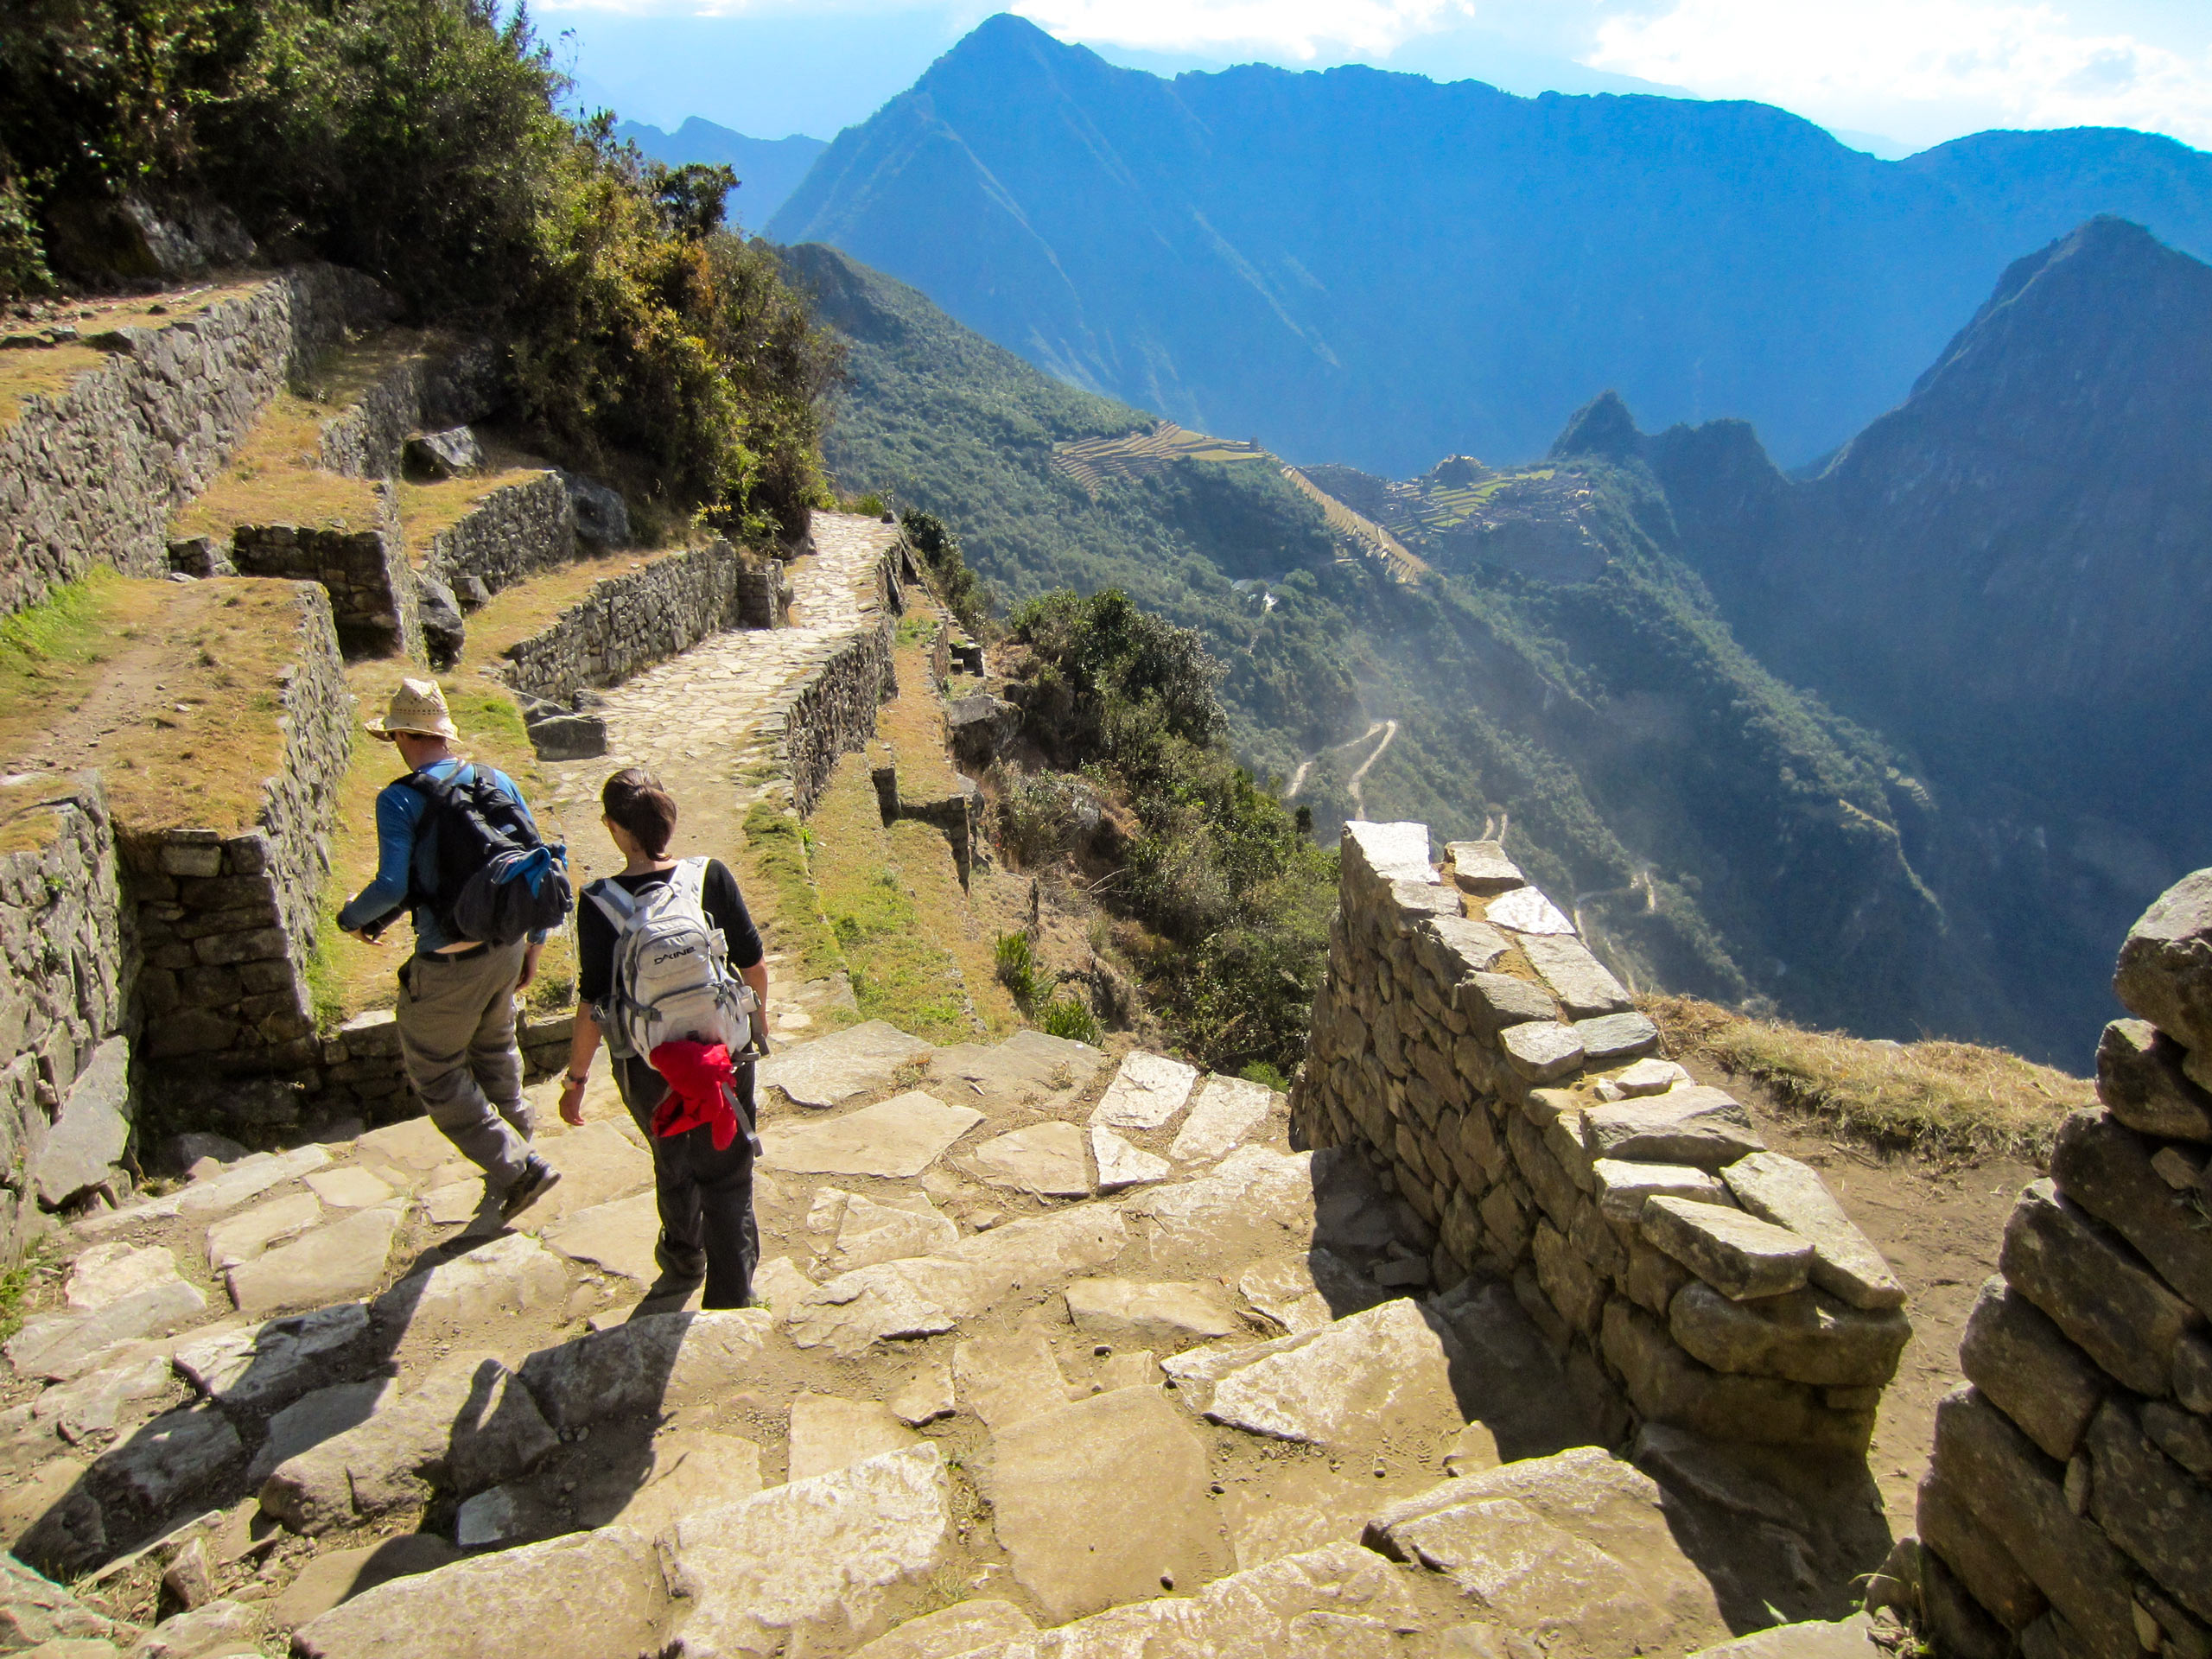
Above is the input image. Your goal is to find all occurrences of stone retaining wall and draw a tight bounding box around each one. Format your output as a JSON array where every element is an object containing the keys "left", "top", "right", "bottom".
[
  {"left": 229, "top": 494, "right": 421, "bottom": 660},
  {"left": 418, "top": 473, "right": 574, "bottom": 601},
  {"left": 128, "top": 584, "right": 353, "bottom": 1077},
  {"left": 1289, "top": 821, "right": 1910, "bottom": 1453},
  {"left": 315, "top": 339, "right": 497, "bottom": 480},
  {"left": 0, "top": 265, "right": 393, "bottom": 616},
  {"left": 1904, "top": 869, "right": 2212, "bottom": 1659},
  {"left": 0, "top": 775, "right": 129, "bottom": 1254},
  {"left": 499, "top": 542, "right": 750, "bottom": 704}
]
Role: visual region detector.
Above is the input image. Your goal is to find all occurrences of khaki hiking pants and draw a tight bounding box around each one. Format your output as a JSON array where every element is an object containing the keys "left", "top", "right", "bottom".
[{"left": 396, "top": 941, "right": 533, "bottom": 1189}]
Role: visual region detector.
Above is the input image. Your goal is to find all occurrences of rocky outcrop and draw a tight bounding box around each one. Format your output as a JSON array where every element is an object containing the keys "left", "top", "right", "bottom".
[
  {"left": 1289, "top": 821, "right": 1908, "bottom": 1452},
  {"left": 1904, "top": 866, "right": 2212, "bottom": 1659},
  {"left": 0, "top": 266, "right": 393, "bottom": 616}
]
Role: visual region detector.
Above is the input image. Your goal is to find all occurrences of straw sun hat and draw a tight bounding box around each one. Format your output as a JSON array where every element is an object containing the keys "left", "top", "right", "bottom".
[{"left": 365, "top": 677, "right": 460, "bottom": 741}]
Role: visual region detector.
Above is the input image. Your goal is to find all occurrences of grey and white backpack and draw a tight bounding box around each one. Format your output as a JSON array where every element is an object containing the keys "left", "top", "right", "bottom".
[{"left": 588, "top": 859, "right": 756, "bottom": 1060}]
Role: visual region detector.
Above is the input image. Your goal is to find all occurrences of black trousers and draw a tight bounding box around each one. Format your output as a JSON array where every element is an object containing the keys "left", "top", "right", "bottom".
[{"left": 612, "top": 1054, "right": 760, "bottom": 1311}]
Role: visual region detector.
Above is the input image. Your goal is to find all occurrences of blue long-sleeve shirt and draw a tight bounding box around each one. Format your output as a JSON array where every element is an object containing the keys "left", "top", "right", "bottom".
[{"left": 337, "top": 759, "right": 548, "bottom": 951}]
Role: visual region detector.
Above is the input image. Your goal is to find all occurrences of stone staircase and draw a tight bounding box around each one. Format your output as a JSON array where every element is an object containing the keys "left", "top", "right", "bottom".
[{"left": 1, "top": 1016, "right": 1891, "bottom": 1657}]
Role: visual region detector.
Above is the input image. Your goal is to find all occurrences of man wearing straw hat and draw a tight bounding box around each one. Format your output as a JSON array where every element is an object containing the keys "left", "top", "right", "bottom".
[{"left": 337, "top": 677, "right": 562, "bottom": 1221}]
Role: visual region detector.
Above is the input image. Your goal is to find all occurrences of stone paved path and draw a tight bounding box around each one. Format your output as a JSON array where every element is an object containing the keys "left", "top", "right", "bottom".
[{"left": 540, "top": 512, "right": 896, "bottom": 832}]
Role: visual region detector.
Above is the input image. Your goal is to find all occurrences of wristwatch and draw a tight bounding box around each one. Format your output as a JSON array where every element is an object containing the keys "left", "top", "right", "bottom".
[{"left": 563, "top": 1071, "right": 588, "bottom": 1087}]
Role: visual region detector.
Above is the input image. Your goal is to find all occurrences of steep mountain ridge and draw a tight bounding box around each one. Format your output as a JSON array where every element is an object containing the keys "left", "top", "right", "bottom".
[
  {"left": 771, "top": 15, "right": 2212, "bottom": 474},
  {"left": 1642, "top": 217, "right": 2212, "bottom": 1063}
]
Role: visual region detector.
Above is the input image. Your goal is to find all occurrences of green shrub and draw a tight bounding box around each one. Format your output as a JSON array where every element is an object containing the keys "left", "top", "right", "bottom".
[
  {"left": 899, "top": 508, "right": 994, "bottom": 636},
  {"left": 1036, "top": 996, "right": 1101, "bottom": 1045},
  {"left": 994, "top": 930, "right": 1041, "bottom": 1005}
]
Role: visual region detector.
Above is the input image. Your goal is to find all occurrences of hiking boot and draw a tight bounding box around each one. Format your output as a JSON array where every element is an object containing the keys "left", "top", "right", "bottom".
[
  {"left": 499, "top": 1155, "right": 561, "bottom": 1223},
  {"left": 655, "top": 1236, "right": 708, "bottom": 1283}
]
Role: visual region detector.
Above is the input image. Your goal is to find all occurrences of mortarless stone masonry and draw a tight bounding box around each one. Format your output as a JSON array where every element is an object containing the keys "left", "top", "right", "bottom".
[
  {"left": 0, "top": 266, "right": 393, "bottom": 617},
  {"left": 1905, "top": 866, "right": 2212, "bottom": 1659},
  {"left": 499, "top": 542, "right": 755, "bottom": 705},
  {"left": 417, "top": 471, "right": 575, "bottom": 602},
  {"left": 1288, "top": 821, "right": 1909, "bottom": 1453}
]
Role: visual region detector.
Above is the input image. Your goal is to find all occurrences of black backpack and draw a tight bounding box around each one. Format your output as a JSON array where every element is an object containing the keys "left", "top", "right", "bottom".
[{"left": 403, "top": 765, "right": 573, "bottom": 946}]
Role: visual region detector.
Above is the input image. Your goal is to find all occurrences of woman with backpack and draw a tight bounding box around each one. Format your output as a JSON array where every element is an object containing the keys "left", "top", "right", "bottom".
[{"left": 557, "top": 768, "right": 768, "bottom": 1308}]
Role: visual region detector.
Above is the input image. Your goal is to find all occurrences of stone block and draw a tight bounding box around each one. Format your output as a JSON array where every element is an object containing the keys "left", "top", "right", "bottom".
[
  {"left": 1668, "top": 1280, "right": 1911, "bottom": 1386},
  {"left": 33, "top": 1036, "right": 130, "bottom": 1207},
  {"left": 1533, "top": 1217, "right": 1606, "bottom": 1332},
  {"left": 2084, "top": 1399, "right": 2212, "bottom": 1625},
  {"left": 1507, "top": 1112, "right": 1578, "bottom": 1229},
  {"left": 1624, "top": 1233, "right": 1694, "bottom": 1315},
  {"left": 1519, "top": 934, "right": 1632, "bottom": 1017},
  {"left": 1414, "top": 915, "right": 1512, "bottom": 984},
  {"left": 2096, "top": 1020, "right": 2212, "bottom": 1141},
  {"left": 2114, "top": 868, "right": 2212, "bottom": 1057},
  {"left": 1500, "top": 1020, "right": 1585, "bottom": 1082},
  {"left": 1721, "top": 1150, "right": 1905, "bottom": 1310},
  {"left": 1592, "top": 1158, "right": 1731, "bottom": 1224},
  {"left": 1643, "top": 1196, "right": 1812, "bottom": 1300},
  {"left": 2145, "top": 1401, "right": 2212, "bottom": 1478},
  {"left": 2050, "top": 1108, "right": 2212, "bottom": 1318},
  {"left": 1918, "top": 1464, "right": 2049, "bottom": 1630},
  {"left": 1582, "top": 1087, "right": 1766, "bottom": 1168},
  {"left": 2181, "top": 1333, "right": 2212, "bottom": 1414},
  {"left": 1927, "top": 1385, "right": 2142, "bottom": 1659},
  {"left": 1457, "top": 971, "right": 1556, "bottom": 1035},
  {"left": 1446, "top": 839, "right": 1525, "bottom": 895},
  {"left": 518, "top": 1309, "right": 774, "bottom": 1428},
  {"left": 2000, "top": 1178, "right": 2196, "bottom": 1398},
  {"left": 1576, "top": 1011, "right": 1660, "bottom": 1063},
  {"left": 1343, "top": 821, "right": 1433, "bottom": 893},
  {"left": 1600, "top": 1300, "right": 1872, "bottom": 1450},
  {"left": 90, "top": 1404, "right": 244, "bottom": 1516},
  {"left": 1958, "top": 1277, "right": 2108, "bottom": 1463}
]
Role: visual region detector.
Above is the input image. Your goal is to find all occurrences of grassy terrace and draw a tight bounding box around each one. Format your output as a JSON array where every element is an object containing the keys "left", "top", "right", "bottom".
[
  {"left": 1643, "top": 992, "right": 2095, "bottom": 1164},
  {"left": 0, "top": 572, "right": 315, "bottom": 851},
  {"left": 0, "top": 279, "right": 265, "bottom": 429}
]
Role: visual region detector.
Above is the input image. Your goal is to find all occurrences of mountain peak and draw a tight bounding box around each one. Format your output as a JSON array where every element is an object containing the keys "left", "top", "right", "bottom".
[{"left": 1550, "top": 391, "right": 1643, "bottom": 462}]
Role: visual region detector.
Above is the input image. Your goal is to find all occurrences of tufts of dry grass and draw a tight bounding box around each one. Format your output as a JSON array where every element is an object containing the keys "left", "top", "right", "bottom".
[
  {"left": 1641, "top": 993, "right": 2094, "bottom": 1165},
  {"left": 0, "top": 279, "right": 264, "bottom": 429}
]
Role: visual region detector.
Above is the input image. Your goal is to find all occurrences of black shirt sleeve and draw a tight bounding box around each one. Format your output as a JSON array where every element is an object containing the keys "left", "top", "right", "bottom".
[
  {"left": 575, "top": 883, "right": 617, "bottom": 1007},
  {"left": 703, "top": 859, "right": 765, "bottom": 971}
]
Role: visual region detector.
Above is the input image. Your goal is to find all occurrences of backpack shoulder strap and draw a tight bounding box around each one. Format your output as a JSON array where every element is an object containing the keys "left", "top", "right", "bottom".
[
  {"left": 587, "top": 878, "right": 640, "bottom": 930},
  {"left": 671, "top": 857, "right": 709, "bottom": 906}
]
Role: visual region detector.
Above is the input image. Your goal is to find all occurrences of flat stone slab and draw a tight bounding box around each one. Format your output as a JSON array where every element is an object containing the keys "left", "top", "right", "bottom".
[
  {"left": 1500, "top": 1020, "right": 1586, "bottom": 1081},
  {"left": 1643, "top": 1196, "right": 1814, "bottom": 1300},
  {"left": 76, "top": 1144, "right": 330, "bottom": 1237},
  {"left": 890, "top": 1358, "right": 955, "bottom": 1427},
  {"left": 761, "top": 1091, "right": 982, "bottom": 1179},
  {"left": 1168, "top": 1076, "right": 1276, "bottom": 1164},
  {"left": 953, "top": 1331, "right": 1071, "bottom": 1429},
  {"left": 1577, "top": 1011, "right": 1661, "bottom": 1064},
  {"left": 422, "top": 1179, "right": 490, "bottom": 1227},
  {"left": 1447, "top": 839, "right": 1525, "bottom": 893},
  {"left": 372, "top": 1231, "right": 569, "bottom": 1330},
  {"left": 542, "top": 1191, "right": 661, "bottom": 1283},
  {"left": 206, "top": 1190, "right": 323, "bottom": 1270},
  {"left": 28, "top": 1344, "right": 176, "bottom": 1443},
  {"left": 65, "top": 1243, "right": 182, "bottom": 1312},
  {"left": 91, "top": 1403, "right": 243, "bottom": 1514},
  {"left": 1582, "top": 1087, "right": 1767, "bottom": 1169},
  {"left": 1123, "top": 1145, "right": 1319, "bottom": 1264},
  {"left": 175, "top": 1302, "right": 373, "bottom": 1413},
  {"left": 925, "top": 1029, "right": 1108, "bottom": 1112},
  {"left": 1669, "top": 1281, "right": 1911, "bottom": 1387},
  {"left": 1345, "top": 821, "right": 1434, "bottom": 884},
  {"left": 1089, "top": 1052, "right": 1200, "bottom": 1131},
  {"left": 985, "top": 1385, "right": 1215, "bottom": 1621},
  {"left": 758, "top": 1020, "right": 937, "bottom": 1109},
  {"left": 34, "top": 1037, "right": 130, "bottom": 1207},
  {"left": 518, "top": 1309, "right": 775, "bottom": 1429},
  {"left": 1484, "top": 887, "right": 1576, "bottom": 934},
  {"left": 1520, "top": 934, "right": 1631, "bottom": 1017},
  {"left": 1688, "top": 1614, "right": 1883, "bottom": 1659},
  {"left": 510, "top": 1119, "right": 653, "bottom": 1232},
  {"left": 1367, "top": 1446, "right": 1729, "bottom": 1653},
  {"left": 305, "top": 1166, "right": 397, "bottom": 1210},
  {"left": 1090, "top": 1127, "right": 1169, "bottom": 1192},
  {"left": 753, "top": 1255, "right": 816, "bottom": 1319},
  {"left": 1592, "top": 1160, "right": 1732, "bottom": 1224},
  {"left": 824, "top": 1191, "right": 959, "bottom": 1273},
  {"left": 1065, "top": 1278, "right": 1241, "bottom": 1350},
  {"left": 964, "top": 1122, "right": 1090, "bottom": 1198},
  {"left": 1200, "top": 1296, "right": 1462, "bottom": 1450},
  {"left": 353, "top": 1116, "right": 456, "bottom": 1174},
  {"left": 1236, "top": 1249, "right": 1384, "bottom": 1336},
  {"left": 1721, "top": 1152, "right": 1904, "bottom": 1310},
  {"left": 270, "top": 1535, "right": 458, "bottom": 1631},
  {"left": 788, "top": 1394, "right": 922, "bottom": 1481},
  {"left": 8, "top": 1277, "right": 208, "bottom": 1382},
  {"left": 1609, "top": 1058, "right": 1693, "bottom": 1097},
  {"left": 249, "top": 1377, "right": 397, "bottom": 1485},
  {"left": 292, "top": 1526, "right": 668, "bottom": 1659},
  {"left": 586, "top": 1428, "right": 763, "bottom": 1534},
  {"left": 228, "top": 1201, "right": 406, "bottom": 1318},
  {"left": 663, "top": 1444, "right": 950, "bottom": 1655},
  {"left": 849, "top": 1599, "right": 1036, "bottom": 1659}
]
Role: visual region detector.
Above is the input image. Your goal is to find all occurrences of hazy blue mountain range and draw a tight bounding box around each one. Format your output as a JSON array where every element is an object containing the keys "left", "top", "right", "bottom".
[
  {"left": 613, "top": 118, "right": 827, "bottom": 228},
  {"left": 771, "top": 14, "right": 2212, "bottom": 474},
  {"left": 1635, "top": 216, "right": 2212, "bottom": 1058},
  {"left": 782, "top": 239, "right": 2031, "bottom": 1056}
]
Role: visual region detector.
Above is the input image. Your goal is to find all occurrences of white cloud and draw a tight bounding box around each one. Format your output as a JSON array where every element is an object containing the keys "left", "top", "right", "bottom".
[
  {"left": 1587, "top": 0, "right": 2212, "bottom": 149},
  {"left": 1013, "top": 0, "right": 1476, "bottom": 60}
]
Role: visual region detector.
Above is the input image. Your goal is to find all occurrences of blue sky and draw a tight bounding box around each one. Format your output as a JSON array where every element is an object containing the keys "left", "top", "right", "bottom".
[{"left": 539, "top": 0, "right": 2212, "bottom": 156}]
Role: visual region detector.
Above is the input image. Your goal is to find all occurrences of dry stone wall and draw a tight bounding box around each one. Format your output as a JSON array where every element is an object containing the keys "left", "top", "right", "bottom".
[
  {"left": 0, "top": 775, "right": 130, "bottom": 1252},
  {"left": 315, "top": 340, "right": 496, "bottom": 480},
  {"left": 1289, "top": 820, "right": 1910, "bottom": 1454},
  {"left": 1909, "top": 869, "right": 2212, "bottom": 1659},
  {"left": 0, "top": 266, "right": 392, "bottom": 616},
  {"left": 417, "top": 473, "right": 574, "bottom": 601},
  {"left": 128, "top": 585, "right": 353, "bottom": 1079},
  {"left": 499, "top": 542, "right": 753, "bottom": 703},
  {"left": 229, "top": 494, "right": 421, "bottom": 660}
]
